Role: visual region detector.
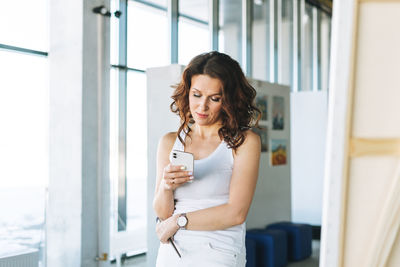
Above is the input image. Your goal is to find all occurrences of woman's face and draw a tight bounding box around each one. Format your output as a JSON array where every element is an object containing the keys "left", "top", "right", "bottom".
[{"left": 189, "top": 74, "right": 223, "bottom": 126}]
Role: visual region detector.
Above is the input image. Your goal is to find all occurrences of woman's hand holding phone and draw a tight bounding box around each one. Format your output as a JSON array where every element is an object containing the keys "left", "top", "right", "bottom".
[
  {"left": 161, "top": 150, "right": 194, "bottom": 190},
  {"left": 162, "top": 163, "right": 194, "bottom": 191}
]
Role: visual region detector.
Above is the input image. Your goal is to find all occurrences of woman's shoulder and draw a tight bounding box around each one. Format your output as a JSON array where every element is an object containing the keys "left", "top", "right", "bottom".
[
  {"left": 159, "top": 132, "right": 178, "bottom": 147},
  {"left": 244, "top": 129, "right": 261, "bottom": 144},
  {"left": 237, "top": 129, "right": 261, "bottom": 151},
  {"left": 233, "top": 129, "right": 261, "bottom": 157},
  {"left": 157, "top": 132, "right": 178, "bottom": 158}
]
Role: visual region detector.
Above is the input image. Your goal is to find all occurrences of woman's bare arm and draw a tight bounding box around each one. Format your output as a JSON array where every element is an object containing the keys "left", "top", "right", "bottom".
[
  {"left": 156, "top": 131, "right": 261, "bottom": 242},
  {"left": 153, "top": 132, "right": 193, "bottom": 220}
]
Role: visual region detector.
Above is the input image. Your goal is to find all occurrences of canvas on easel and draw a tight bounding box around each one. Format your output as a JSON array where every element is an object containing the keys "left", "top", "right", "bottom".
[{"left": 321, "top": 1, "right": 400, "bottom": 267}]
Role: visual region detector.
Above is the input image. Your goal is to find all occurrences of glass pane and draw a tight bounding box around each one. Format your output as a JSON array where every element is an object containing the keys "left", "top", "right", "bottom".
[
  {"left": 219, "top": 0, "right": 242, "bottom": 65},
  {"left": 0, "top": 0, "right": 48, "bottom": 51},
  {"left": 139, "top": 0, "right": 167, "bottom": 8},
  {"left": 279, "top": 0, "right": 293, "bottom": 87},
  {"left": 179, "top": 0, "right": 209, "bottom": 22},
  {"left": 252, "top": 0, "right": 271, "bottom": 81},
  {"left": 0, "top": 50, "right": 48, "bottom": 263},
  {"left": 302, "top": 3, "right": 313, "bottom": 91},
  {"left": 126, "top": 71, "right": 147, "bottom": 250},
  {"left": 127, "top": 2, "right": 169, "bottom": 70},
  {"left": 320, "top": 12, "right": 331, "bottom": 91},
  {"left": 109, "top": 67, "right": 119, "bottom": 234},
  {"left": 178, "top": 17, "right": 210, "bottom": 65}
]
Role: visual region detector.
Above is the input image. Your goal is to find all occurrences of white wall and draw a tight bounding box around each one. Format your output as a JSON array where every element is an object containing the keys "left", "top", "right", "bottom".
[{"left": 290, "top": 91, "right": 328, "bottom": 225}]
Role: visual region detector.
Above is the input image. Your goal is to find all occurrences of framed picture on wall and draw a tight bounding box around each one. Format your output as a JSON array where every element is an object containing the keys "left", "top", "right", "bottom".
[
  {"left": 272, "top": 96, "right": 284, "bottom": 130},
  {"left": 270, "top": 139, "right": 287, "bottom": 166},
  {"left": 256, "top": 95, "right": 268, "bottom": 121},
  {"left": 253, "top": 126, "right": 268, "bottom": 152}
]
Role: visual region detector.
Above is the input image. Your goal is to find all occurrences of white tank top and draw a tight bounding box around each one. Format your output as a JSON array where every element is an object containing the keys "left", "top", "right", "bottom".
[{"left": 170, "top": 131, "right": 246, "bottom": 254}]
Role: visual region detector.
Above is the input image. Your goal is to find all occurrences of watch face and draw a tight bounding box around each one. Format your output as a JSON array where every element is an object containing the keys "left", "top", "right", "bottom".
[{"left": 178, "top": 216, "right": 187, "bottom": 227}]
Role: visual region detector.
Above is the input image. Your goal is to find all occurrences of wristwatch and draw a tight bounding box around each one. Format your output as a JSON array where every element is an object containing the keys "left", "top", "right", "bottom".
[{"left": 177, "top": 213, "right": 188, "bottom": 230}]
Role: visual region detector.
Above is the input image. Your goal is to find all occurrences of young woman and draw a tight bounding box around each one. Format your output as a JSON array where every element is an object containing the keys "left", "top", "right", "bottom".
[{"left": 153, "top": 51, "right": 261, "bottom": 267}]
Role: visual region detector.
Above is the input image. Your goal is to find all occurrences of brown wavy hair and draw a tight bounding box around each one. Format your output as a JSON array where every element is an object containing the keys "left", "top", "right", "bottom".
[{"left": 170, "top": 51, "right": 261, "bottom": 150}]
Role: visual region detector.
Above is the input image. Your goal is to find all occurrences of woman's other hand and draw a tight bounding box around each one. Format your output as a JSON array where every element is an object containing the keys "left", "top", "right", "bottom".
[
  {"left": 156, "top": 214, "right": 180, "bottom": 243},
  {"left": 161, "top": 163, "right": 193, "bottom": 191}
]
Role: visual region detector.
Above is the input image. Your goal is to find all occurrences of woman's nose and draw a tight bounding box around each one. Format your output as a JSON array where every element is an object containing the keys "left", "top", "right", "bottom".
[{"left": 199, "top": 99, "right": 208, "bottom": 110}]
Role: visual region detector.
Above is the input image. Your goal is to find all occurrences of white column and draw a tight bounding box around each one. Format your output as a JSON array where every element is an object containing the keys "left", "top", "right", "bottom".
[{"left": 48, "top": 1, "right": 110, "bottom": 266}]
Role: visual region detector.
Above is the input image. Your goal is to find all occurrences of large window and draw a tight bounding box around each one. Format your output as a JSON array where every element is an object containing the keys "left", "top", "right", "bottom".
[
  {"left": 0, "top": 0, "right": 49, "bottom": 261},
  {"left": 250, "top": 0, "right": 330, "bottom": 91},
  {"left": 110, "top": 0, "right": 169, "bottom": 255},
  {"left": 126, "top": 4, "right": 169, "bottom": 242}
]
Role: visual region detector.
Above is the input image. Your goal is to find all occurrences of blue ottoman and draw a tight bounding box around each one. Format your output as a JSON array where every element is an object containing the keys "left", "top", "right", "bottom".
[
  {"left": 246, "top": 229, "right": 288, "bottom": 267},
  {"left": 245, "top": 237, "right": 256, "bottom": 267},
  {"left": 266, "top": 222, "right": 312, "bottom": 261}
]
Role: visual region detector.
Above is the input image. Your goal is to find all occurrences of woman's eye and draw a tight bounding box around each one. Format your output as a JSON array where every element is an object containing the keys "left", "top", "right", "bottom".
[
  {"left": 211, "top": 97, "right": 221, "bottom": 102},
  {"left": 193, "top": 93, "right": 201, "bottom": 97}
]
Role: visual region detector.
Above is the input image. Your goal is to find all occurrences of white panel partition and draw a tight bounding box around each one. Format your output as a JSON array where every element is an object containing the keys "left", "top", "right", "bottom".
[{"left": 290, "top": 91, "right": 328, "bottom": 225}]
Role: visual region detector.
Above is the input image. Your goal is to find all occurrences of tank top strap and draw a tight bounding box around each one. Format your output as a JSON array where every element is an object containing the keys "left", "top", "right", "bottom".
[{"left": 172, "top": 130, "right": 186, "bottom": 151}]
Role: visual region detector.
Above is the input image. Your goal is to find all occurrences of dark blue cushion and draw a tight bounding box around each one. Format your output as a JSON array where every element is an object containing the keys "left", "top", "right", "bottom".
[
  {"left": 266, "top": 222, "right": 312, "bottom": 261},
  {"left": 246, "top": 229, "right": 287, "bottom": 267},
  {"left": 245, "top": 237, "right": 256, "bottom": 267}
]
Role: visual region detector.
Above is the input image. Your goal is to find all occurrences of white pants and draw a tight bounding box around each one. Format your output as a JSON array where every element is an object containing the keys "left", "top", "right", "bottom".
[{"left": 156, "top": 241, "right": 246, "bottom": 267}]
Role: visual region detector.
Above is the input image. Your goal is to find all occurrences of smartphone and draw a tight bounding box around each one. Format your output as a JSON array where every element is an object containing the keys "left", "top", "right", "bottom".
[{"left": 170, "top": 150, "right": 194, "bottom": 181}]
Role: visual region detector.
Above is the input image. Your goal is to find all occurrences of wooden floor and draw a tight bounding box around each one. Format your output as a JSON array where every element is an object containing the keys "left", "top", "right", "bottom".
[{"left": 117, "top": 240, "right": 320, "bottom": 267}]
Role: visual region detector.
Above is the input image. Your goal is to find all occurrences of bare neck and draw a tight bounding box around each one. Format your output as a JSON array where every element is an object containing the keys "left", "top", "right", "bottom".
[{"left": 190, "top": 123, "right": 222, "bottom": 141}]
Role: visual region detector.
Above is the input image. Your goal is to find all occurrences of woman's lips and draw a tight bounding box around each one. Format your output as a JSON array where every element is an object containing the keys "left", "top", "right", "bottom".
[{"left": 196, "top": 112, "right": 208, "bottom": 119}]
